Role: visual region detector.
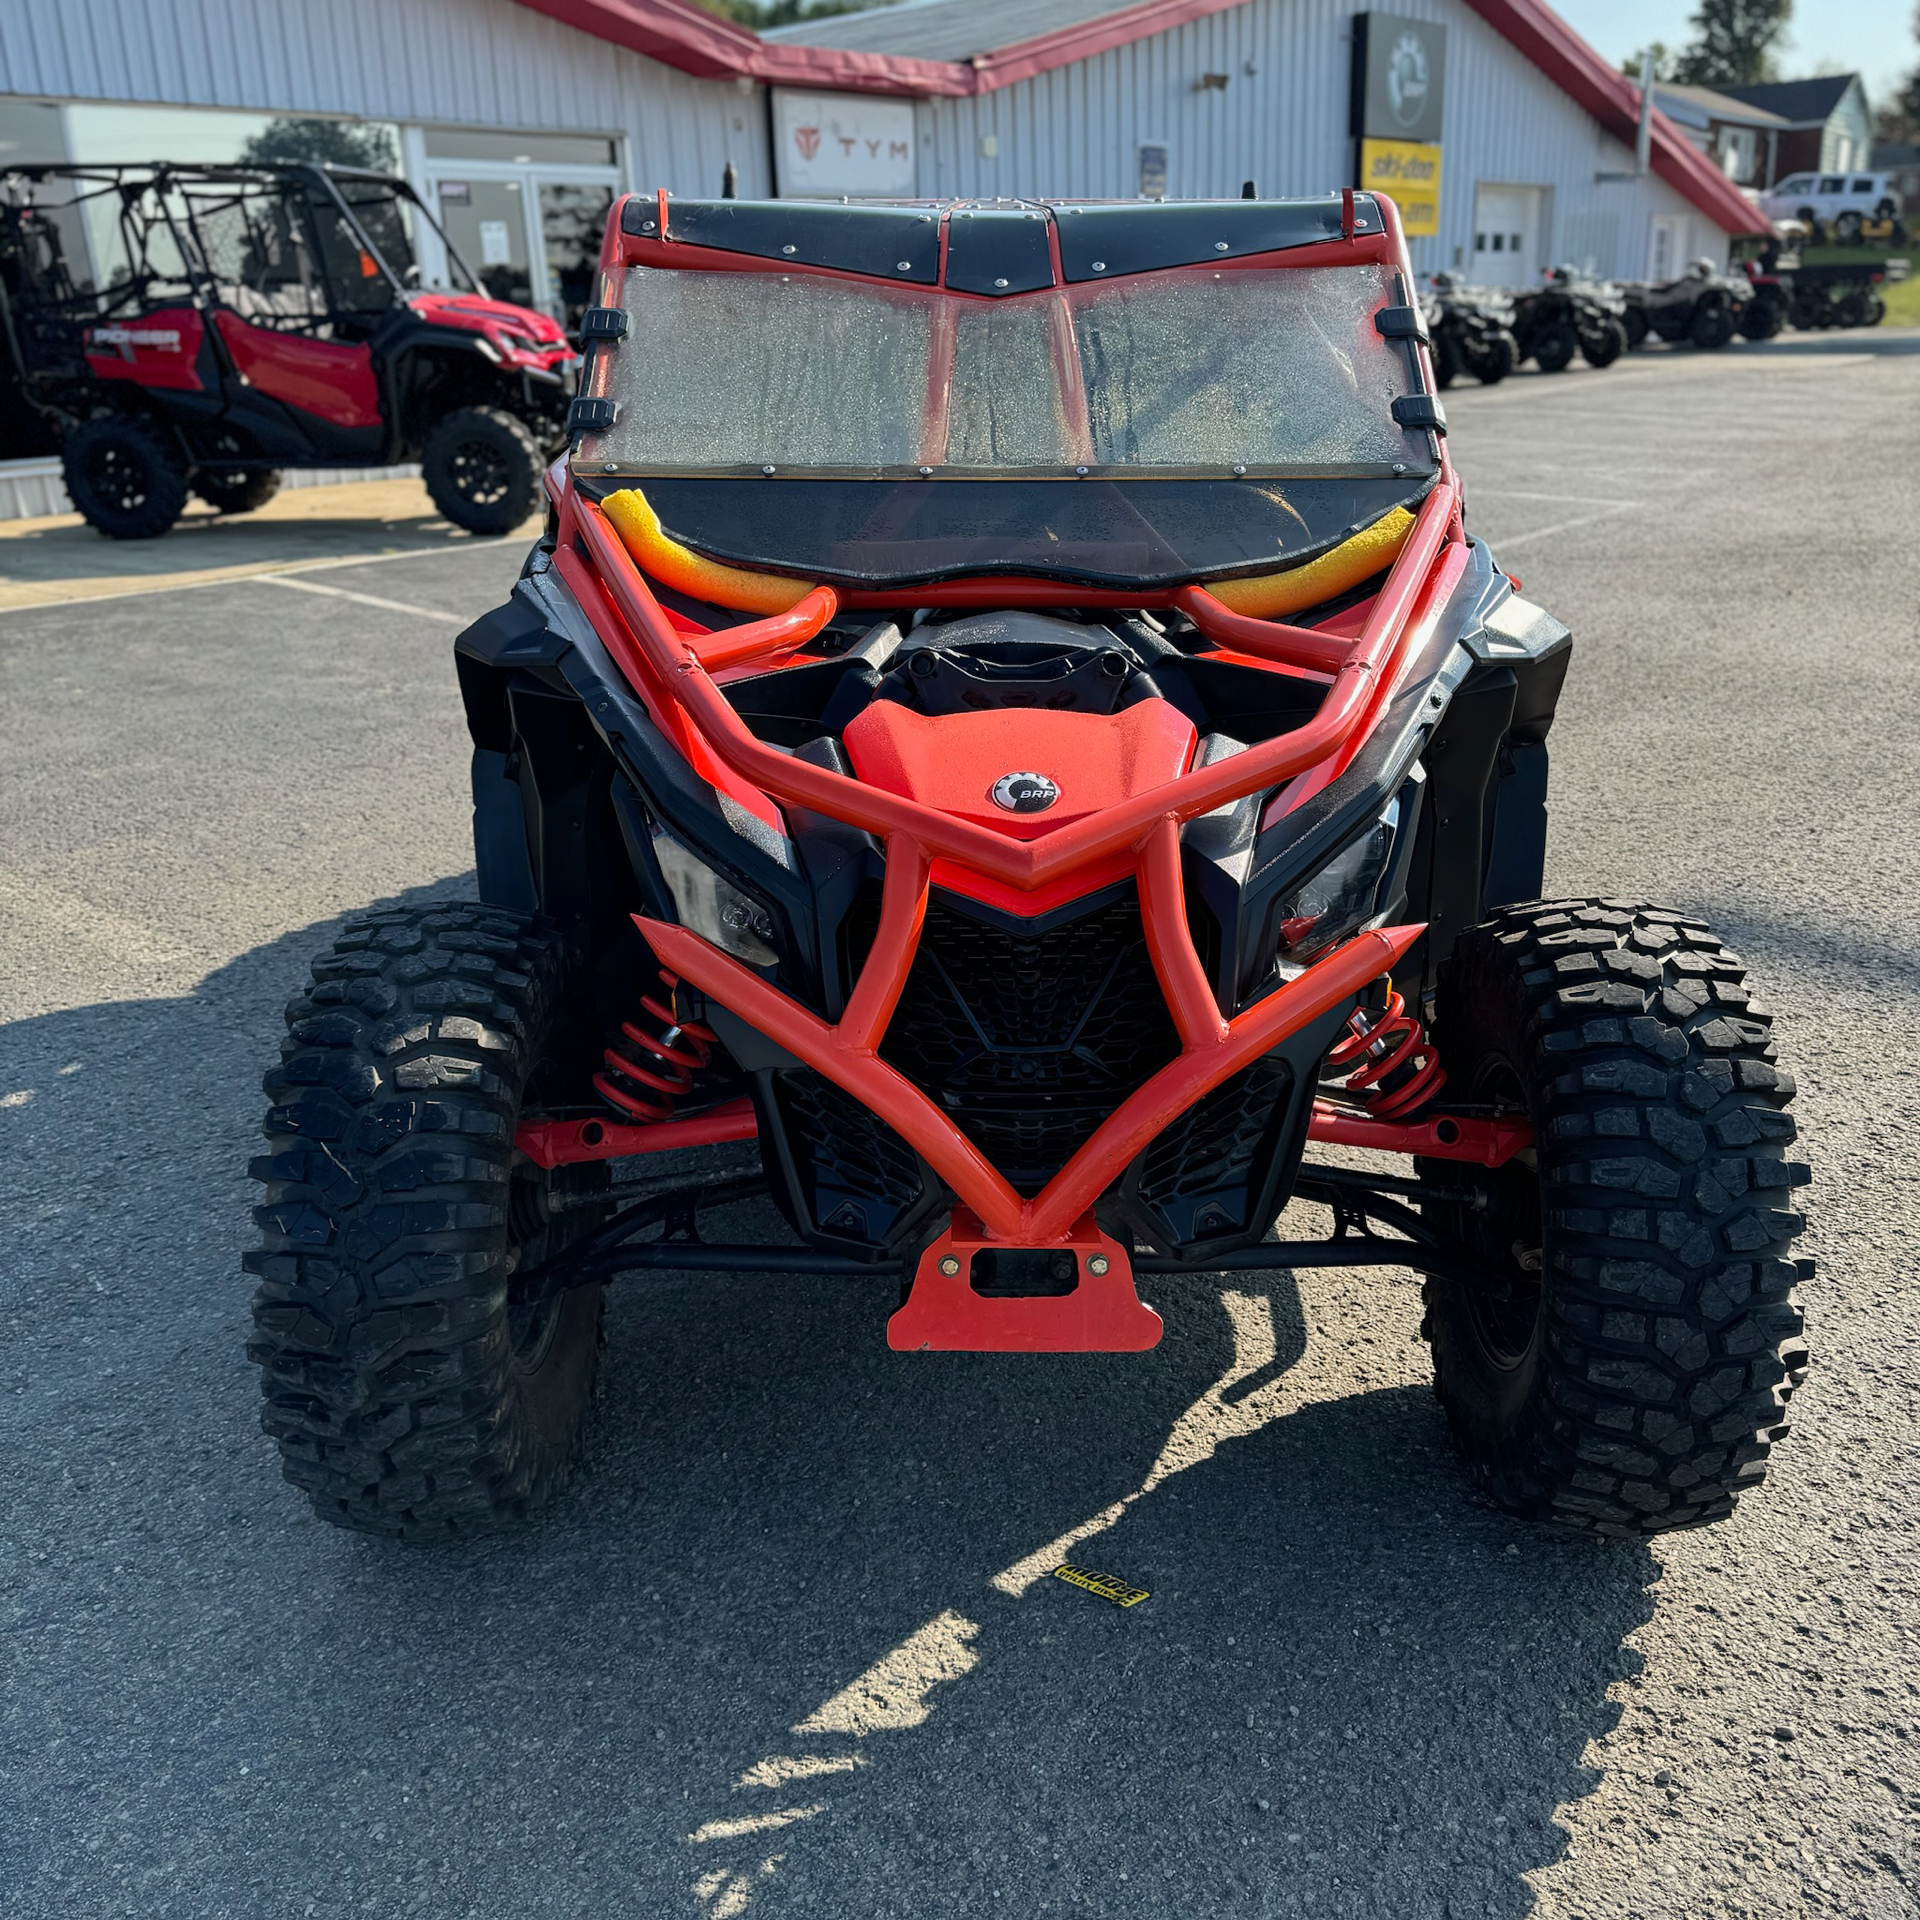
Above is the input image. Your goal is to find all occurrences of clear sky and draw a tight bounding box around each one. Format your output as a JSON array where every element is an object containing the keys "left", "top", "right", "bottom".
[{"left": 1550, "top": 0, "right": 1915, "bottom": 109}]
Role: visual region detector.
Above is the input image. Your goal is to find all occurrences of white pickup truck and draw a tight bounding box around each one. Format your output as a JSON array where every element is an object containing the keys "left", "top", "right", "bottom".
[{"left": 1756, "top": 171, "right": 1900, "bottom": 240}]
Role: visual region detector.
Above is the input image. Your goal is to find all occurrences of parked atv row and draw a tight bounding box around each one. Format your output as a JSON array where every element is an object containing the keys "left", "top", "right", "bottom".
[
  {"left": 0, "top": 162, "right": 580, "bottom": 540},
  {"left": 1422, "top": 266, "right": 1627, "bottom": 388},
  {"left": 1739, "top": 255, "right": 1896, "bottom": 335}
]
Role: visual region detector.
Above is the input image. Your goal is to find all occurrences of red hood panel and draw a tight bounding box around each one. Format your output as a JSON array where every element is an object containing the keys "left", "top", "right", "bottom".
[
  {"left": 406, "top": 292, "right": 574, "bottom": 356},
  {"left": 841, "top": 699, "right": 1198, "bottom": 841}
]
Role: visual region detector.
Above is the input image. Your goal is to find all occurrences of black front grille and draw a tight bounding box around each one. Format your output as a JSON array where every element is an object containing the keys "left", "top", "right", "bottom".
[
  {"left": 772, "top": 1069, "right": 926, "bottom": 1244},
  {"left": 1132, "top": 1057, "right": 1294, "bottom": 1246},
  {"left": 865, "top": 887, "right": 1183, "bottom": 1195}
]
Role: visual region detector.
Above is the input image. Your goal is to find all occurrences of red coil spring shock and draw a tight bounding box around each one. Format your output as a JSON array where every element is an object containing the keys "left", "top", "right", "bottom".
[
  {"left": 593, "top": 970, "right": 718, "bottom": 1125},
  {"left": 1326, "top": 989, "right": 1445, "bottom": 1119}
]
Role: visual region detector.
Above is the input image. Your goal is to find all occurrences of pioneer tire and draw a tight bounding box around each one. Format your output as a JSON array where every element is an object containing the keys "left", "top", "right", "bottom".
[
  {"left": 421, "top": 404, "right": 543, "bottom": 536},
  {"left": 246, "top": 903, "right": 608, "bottom": 1540},
  {"left": 1419, "top": 900, "right": 1810, "bottom": 1536},
  {"left": 61, "top": 411, "right": 189, "bottom": 540}
]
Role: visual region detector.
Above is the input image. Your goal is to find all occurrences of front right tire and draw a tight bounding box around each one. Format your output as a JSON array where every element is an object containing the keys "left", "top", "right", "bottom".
[
  {"left": 421, "top": 404, "right": 545, "bottom": 537},
  {"left": 1419, "top": 901, "right": 1810, "bottom": 1536}
]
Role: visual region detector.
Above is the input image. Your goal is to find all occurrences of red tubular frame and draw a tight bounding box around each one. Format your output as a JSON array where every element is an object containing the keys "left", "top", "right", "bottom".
[{"left": 522, "top": 196, "right": 1535, "bottom": 1295}]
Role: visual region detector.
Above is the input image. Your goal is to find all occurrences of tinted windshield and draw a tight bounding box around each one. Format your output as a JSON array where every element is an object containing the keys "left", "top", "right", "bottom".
[{"left": 579, "top": 263, "right": 1430, "bottom": 476}]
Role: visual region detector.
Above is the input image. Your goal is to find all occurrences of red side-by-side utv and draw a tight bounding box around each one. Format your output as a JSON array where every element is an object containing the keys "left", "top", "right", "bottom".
[
  {"left": 0, "top": 162, "right": 577, "bottom": 538},
  {"left": 246, "top": 190, "right": 1810, "bottom": 1543}
]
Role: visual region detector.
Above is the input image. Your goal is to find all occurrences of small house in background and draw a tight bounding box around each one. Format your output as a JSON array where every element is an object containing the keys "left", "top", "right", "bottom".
[
  {"left": 1653, "top": 84, "right": 1790, "bottom": 190},
  {"left": 1713, "top": 76, "right": 1874, "bottom": 187}
]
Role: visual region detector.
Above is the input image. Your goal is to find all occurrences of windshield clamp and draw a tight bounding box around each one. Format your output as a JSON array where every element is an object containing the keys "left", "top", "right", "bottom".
[
  {"left": 1391, "top": 394, "right": 1447, "bottom": 436},
  {"left": 1374, "top": 303, "right": 1429, "bottom": 344},
  {"left": 578, "top": 306, "right": 629, "bottom": 340},
  {"left": 566, "top": 396, "right": 619, "bottom": 438}
]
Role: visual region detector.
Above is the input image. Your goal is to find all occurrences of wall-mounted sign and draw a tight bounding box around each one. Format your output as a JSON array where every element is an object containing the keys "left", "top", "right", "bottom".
[
  {"left": 1138, "top": 143, "right": 1170, "bottom": 199},
  {"left": 1351, "top": 13, "right": 1446, "bottom": 237},
  {"left": 1351, "top": 12, "right": 1446, "bottom": 143},
  {"left": 1359, "top": 137, "right": 1442, "bottom": 235},
  {"left": 772, "top": 89, "right": 915, "bottom": 199}
]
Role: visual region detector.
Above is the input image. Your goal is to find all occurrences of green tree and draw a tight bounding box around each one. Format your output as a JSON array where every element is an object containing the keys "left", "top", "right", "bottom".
[
  {"left": 696, "top": 0, "right": 899, "bottom": 24},
  {"left": 239, "top": 117, "right": 398, "bottom": 173},
  {"left": 1670, "top": 0, "right": 1792, "bottom": 88},
  {"left": 1622, "top": 44, "right": 1674, "bottom": 82}
]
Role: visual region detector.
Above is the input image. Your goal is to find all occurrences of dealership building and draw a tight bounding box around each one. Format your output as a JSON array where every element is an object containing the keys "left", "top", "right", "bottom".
[{"left": 1, "top": 0, "right": 1758, "bottom": 316}]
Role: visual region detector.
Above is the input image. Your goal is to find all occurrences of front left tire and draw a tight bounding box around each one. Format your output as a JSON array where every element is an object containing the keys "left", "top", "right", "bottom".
[{"left": 246, "top": 904, "right": 609, "bottom": 1540}]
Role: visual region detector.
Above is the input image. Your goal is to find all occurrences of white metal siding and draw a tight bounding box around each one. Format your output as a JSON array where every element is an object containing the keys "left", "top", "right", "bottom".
[
  {"left": 916, "top": 0, "right": 1718, "bottom": 280},
  {"left": 2, "top": 0, "right": 1720, "bottom": 278},
  {"left": 0, "top": 0, "right": 769, "bottom": 197}
]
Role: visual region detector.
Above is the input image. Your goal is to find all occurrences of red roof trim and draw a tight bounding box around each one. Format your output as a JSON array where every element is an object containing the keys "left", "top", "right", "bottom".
[{"left": 510, "top": 0, "right": 1764, "bottom": 234}]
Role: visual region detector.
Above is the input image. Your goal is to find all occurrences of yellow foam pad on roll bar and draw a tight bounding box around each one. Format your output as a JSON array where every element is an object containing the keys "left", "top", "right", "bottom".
[
  {"left": 1204, "top": 506, "right": 1417, "bottom": 620},
  {"left": 601, "top": 487, "right": 819, "bottom": 617}
]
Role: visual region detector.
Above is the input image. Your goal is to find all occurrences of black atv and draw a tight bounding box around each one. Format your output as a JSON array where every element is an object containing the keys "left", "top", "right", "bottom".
[
  {"left": 1509, "top": 266, "right": 1630, "bottom": 373},
  {"left": 0, "top": 162, "right": 579, "bottom": 538},
  {"left": 1421, "top": 273, "right": 1518, "bottom": 387},
  {"left": 1621, "top": 258, "right": 1752, "bottom": 351}
]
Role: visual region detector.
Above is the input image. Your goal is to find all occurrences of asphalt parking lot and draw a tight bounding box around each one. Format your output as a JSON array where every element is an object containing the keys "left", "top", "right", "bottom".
[{"left": 4, "top": 332, "right": 1919, "bottom": 1920}]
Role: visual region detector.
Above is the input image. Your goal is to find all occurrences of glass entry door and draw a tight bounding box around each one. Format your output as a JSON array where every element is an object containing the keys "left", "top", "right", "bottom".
[
  {"left": 414, "top": 134, "right": 619, "bottom": 327},
  {"left": 431, "top": 176, "right": 536, "bottom": 308}
]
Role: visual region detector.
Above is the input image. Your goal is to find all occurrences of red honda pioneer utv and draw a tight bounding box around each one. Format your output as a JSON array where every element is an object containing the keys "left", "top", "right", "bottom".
[
  {"left": 0, "top": 162, "right": 577, "bottom": 538},
  {"left": 248, "top": 191, "right": 1810, "bottom": 1543}
]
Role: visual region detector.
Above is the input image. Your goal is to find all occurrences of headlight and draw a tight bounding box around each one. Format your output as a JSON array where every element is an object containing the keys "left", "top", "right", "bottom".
[
  {"left": 1273, "top": 799, "right": 1399, "bottom": 977},
  {"left": 651, "top": 830, "right": 779, "bottom": 966}
]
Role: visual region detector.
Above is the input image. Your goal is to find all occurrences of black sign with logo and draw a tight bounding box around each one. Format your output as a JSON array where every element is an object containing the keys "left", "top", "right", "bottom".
[{"left": 1350, "top": 12, "right": 1447, "bottom": 145}]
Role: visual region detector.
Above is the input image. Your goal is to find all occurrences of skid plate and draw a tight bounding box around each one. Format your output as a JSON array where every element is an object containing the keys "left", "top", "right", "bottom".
[{"left": 888, "top": 1210, "right": 1162, "bottom": 1353}]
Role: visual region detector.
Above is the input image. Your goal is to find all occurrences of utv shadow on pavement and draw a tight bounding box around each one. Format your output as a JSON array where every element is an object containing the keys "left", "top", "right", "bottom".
[{"left": 2, "top": 886, "right": 1658, "bottom": 1920}]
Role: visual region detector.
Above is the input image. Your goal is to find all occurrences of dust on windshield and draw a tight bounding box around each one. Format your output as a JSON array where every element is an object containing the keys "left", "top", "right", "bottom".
[{"left": 578, "top": 262, "right": 1430, "bottom": 476}]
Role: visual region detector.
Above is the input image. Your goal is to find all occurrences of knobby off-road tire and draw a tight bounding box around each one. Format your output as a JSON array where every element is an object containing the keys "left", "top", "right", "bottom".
[
  {"left": 193, "top": 468, "right": 281, "bottom": 514},
  {"left": 1420, "top": 901, "right": 1810, "bottom": 1536},
  {"left": 61, "top": 412, "right": 189, "bottom": 540},
  {"left": 1531, "top": 324, "right": 1578, "bottom": 374},
  {"left": 1430, "top": 324, "right": 1462, "bottom": 390},
  {"left": 1462, "top": 329, "right": 1517, "bottom": 385},
  {"left": 1579, "top": 317, "right": 1628, "bottom": 368},
  {"left": 1689, "top": 303, "right": 1738, "bottom": 350},
  {"left": 246, "top": 904, "right": 608, "bottom": 1540},
  {"left": 421, "top": 404, "right": 544, "bottom": 537}
]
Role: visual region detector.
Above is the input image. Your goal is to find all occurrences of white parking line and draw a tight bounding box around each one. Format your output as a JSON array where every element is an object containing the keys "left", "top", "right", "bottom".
[
  {"left": 253, "top": 573, "right": 467, "bottom": 623},
  {"left": 0, "top": 534, "right": 517, "bottom": 618},
  {"left": 1487, "top": 503, "right": 1642, "bottom": 551}
]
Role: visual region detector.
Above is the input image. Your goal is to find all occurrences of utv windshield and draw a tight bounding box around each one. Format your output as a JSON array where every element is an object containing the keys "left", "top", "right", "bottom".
[{"left": 580, "top": 262, "right": 1430, "bottom": 478}]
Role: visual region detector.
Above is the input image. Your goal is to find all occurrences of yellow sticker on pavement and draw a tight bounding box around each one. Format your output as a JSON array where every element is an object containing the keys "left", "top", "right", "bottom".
[{"left": 1053, "top": 1564, "right": 1150, "bottom": 1607}]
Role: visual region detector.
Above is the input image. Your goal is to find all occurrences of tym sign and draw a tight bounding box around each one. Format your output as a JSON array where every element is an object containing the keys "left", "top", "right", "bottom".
[{"left": 773, "top": 90, "right": 917, "bottom": 200}]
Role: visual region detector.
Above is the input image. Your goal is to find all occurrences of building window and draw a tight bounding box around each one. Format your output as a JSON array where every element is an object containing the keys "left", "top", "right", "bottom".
[{"left": 1716, "top": 127, "right": 1755, "bottom": 180}]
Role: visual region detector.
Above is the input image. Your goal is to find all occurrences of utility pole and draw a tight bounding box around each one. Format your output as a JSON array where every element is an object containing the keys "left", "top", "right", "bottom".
[{"left": 1636, "top": 50, "right": 1656, "bottom": 175}]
